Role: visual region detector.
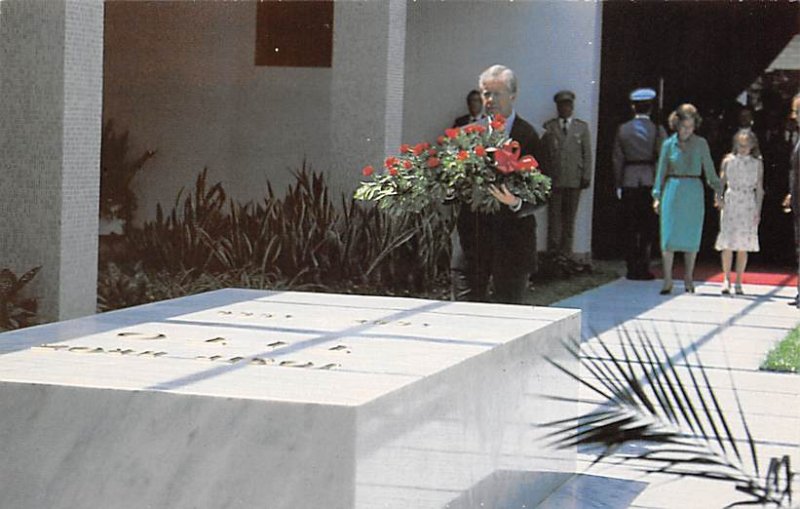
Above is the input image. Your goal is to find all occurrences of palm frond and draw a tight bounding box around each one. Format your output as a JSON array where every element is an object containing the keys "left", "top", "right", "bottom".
[{"left": 541, "top": 327, "right": 795, "bottom": 507}]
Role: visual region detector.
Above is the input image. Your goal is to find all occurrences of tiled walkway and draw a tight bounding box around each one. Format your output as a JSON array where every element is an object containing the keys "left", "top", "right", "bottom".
[{"left": 554, "top": 278, "right": 800, "bottom": 508}]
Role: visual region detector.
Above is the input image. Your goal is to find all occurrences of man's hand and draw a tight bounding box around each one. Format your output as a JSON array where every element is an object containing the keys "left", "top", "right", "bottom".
[
  {"left": 615, "top": 188, "right": 622, "bottom": 200},
  {"left": 488, "top": 184, "right": 521, "bottom": 209},
  {"left": 652, "top": 199, "right": 660, "bottom": 215},
  {"left": 783, "top": 193, "right": 792, "bottom": 212}
]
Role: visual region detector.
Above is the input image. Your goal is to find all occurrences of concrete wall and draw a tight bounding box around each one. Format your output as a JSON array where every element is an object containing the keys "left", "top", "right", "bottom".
[
  {"left": 104, "top": 0, "right": 601, "bottom": 255},
  {"left": 0, "top": 0, "right": 103, "bottom": 322},
  {"left": 104, "top": 1, "right": 334, "bottom": 222},
  {"left": 402, "top": 1, "right": 602, "bottom": 254}
]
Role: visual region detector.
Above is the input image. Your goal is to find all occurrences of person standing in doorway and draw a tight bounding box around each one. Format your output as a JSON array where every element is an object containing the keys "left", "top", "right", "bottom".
[
  {"left": 543, "top": 90, "right": 593, "bottom": 260},
  {"left": 613, "top": 88, "right": 667, "bottom": 280},
  {"left": 781, "top": 93, "right": 800, "bottom": 307},
  {"left": 714, "top": 130, "right": 764, "bottom": 295},
  {"left": 652, "top": 103, "right": 722, "bottom": 294}
]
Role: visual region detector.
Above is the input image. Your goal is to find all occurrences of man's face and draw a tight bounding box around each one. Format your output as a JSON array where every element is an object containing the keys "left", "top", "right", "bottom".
[
  {"left": 467, "top": 93, "right": 483, "bottom": 117},
  {"left": 557, "top": 100, "right": 574, "bottom": 119},
  {"left": 480, "top": 78, "right": 515, "bottom": 117}
]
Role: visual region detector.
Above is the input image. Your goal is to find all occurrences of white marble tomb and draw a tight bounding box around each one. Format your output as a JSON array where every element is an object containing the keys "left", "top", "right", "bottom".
[{"left": 0, "top": 289, "right": 580, "bottom": 508}]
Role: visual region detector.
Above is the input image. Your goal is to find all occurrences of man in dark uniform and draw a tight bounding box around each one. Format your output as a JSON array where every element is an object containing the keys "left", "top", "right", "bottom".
[
  {"left": 612, "top": 88, "right": 667, "bottom": 280},
  {"left": 453, "top": 89, "right": 485, "bottom": 128},
  {"left": 450, "top": 64, "right": 542, "bottom": 304}
]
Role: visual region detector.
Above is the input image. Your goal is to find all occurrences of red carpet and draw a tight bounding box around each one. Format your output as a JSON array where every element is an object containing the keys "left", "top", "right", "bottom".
[{"left": 651, "top": 262, "right": 797, "bottom": 287}]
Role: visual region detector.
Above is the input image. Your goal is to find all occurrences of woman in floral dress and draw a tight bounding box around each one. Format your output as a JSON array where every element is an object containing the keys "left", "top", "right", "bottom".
[{"left": 714, "top": 130, "right": 764, "bottom": 295}]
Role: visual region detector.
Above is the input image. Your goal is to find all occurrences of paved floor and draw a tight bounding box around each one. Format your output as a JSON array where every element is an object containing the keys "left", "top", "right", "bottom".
[{"left": 553, "top": 278, "right": 800, "bottom": 508}]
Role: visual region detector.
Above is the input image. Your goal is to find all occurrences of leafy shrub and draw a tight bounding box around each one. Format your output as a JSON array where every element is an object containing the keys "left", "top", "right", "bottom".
[
  {"left": 100, "top": 165, "right": 454, "bottom": 311},
  {"left": 0, "top": 267, "right": 40, "bottom": 330},
  {"left": 100, "top": 119, "right": 156, "bottom": 225}
]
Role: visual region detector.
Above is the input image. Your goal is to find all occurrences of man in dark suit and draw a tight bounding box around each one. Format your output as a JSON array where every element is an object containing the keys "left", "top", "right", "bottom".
[
  {"left": 450, "top": 64, "right": 543, "bottom": 304},
  {"left": 612, "top": 88, "right": 666, "bottom": 280},
  {"left": 453, "top": 89, "right": 485, "bottom": 128},
  {"left": 782, "top": 93, "right": 800, "bottom": 307}
]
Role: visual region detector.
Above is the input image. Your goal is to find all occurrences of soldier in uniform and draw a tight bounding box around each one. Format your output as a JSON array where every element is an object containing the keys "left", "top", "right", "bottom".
[
  {"left": 543, "top": 90, "right": 593, "bottom": 258},
  {"left": 612, "top": 88, "right": 667, "bottom": 280}
]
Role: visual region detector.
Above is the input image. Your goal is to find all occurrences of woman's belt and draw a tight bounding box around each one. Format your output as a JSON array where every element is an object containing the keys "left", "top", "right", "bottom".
[{"left": 667, "top": 175, "right": 700, "bottom": 179}]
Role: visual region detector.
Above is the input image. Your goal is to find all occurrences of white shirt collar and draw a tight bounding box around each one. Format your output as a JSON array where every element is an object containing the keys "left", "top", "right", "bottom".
[
  {"left": 634, "top": 114, "right": 650, "bottom": 119},
  {"left": 505, "top": 110, "right": 516, "bottom": 134}
]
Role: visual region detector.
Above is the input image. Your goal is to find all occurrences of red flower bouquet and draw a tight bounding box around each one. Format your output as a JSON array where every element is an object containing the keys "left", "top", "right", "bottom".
[{"left": 355, "top": 115, "right": 551, "bottom": 214}]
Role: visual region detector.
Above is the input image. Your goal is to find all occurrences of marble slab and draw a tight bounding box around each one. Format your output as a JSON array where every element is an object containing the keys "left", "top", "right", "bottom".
[{"left": 0, "top": 289, "right": 580, "bottom": 508}]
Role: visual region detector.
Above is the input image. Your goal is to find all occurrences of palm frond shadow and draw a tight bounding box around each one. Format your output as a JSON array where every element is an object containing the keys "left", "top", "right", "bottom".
[{"left": 541, "top": 327, "right": 795, "bottom": 508}]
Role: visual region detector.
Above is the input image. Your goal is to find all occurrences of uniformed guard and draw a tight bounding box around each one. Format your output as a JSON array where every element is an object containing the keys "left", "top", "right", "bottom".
[
  {"left": 543, "top": 90, "right": 593, "bottom": 258},
  {"left": 612, "top": 87, "right": 667, "bottom": 280}
]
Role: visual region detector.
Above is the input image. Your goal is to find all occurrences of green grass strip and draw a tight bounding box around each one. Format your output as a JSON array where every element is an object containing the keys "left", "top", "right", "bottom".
[{"left": 761, "top": 325, "right": 800, "bottom": 374}]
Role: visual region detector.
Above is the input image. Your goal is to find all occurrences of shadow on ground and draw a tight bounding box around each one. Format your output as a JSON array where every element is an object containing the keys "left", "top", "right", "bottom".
[{"left": 445, "top": 470, "right": 647, "bottom": 509}]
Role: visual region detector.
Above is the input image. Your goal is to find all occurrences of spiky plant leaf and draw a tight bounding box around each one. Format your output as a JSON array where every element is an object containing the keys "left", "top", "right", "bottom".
[{"left": 542, "top": 328, "right": 795, "bottom": 507}]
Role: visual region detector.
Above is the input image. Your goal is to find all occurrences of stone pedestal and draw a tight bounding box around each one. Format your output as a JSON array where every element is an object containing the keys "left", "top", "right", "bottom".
[{"left": 0, "top": 290, "right": 579, "bottom": 508}]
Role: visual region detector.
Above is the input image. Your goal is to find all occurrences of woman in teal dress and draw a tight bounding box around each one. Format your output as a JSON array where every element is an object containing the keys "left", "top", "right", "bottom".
[{"left": 652, "top": 104, "right": 722, "bottom": 294}]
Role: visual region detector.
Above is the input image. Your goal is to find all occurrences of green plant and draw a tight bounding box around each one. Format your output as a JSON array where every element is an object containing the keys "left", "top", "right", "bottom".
[
  {"left": 355, "top": 117, "right": 550, "bottom": 214},
  {"left": 543, "top": 331, "right": 795, "bottom": 507},
  {"left": 96, "top": 262, "right": 154, "bottom": 312},
  {"left": 0, "top": 266, "right": 40, "bottom": 330},
  {"left": 761, "top": 326, "right": 800, "bottom": 374},
  {"left": 130, "top": 168, "right": 227, "bottom": 272},
  {"left": 124, "top": 165, "right": 453, "bottom": 294},
  {"left": 100, "top": 119, "right": 157, "bottom": 225}
]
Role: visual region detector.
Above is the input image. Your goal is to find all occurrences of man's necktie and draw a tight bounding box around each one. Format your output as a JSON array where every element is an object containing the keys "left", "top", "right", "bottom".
[{"left": 561, "top": 119, "right": 567, "bottom": 135}]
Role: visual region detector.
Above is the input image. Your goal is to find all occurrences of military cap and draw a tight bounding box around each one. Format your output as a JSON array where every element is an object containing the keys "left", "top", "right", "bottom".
[
  {"left": 553, "top": 90, "right": 575, "bottom": 103},
  {"left": 629, "top": 88, "right": 656, "bottom": 102}
]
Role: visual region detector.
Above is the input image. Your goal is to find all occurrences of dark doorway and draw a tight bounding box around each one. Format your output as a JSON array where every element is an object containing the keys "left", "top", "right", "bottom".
[{"left": 593, "top": 2, "right": 799, "bottom": 263}]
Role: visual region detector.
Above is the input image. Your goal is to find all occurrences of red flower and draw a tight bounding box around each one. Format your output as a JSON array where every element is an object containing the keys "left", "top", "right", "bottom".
[
  {"left": 518, "top": 155, "right": 539, "bottom": 171},
  {"left": 495, "top": 141, "right": 537, "bottom": 174},
  {"left": 490, "top": 119, "right": 505, "bottom": 130},
  {"left": 494, "top": 113, "right": 506, "bottom": 124},
  {"left": 403, "top": 160, "right": 412, "bottom": 169},
  {"left": 362, "top": 165, "right": 374, "bottom": 177},
  {"left": 400, "top": 143, "right": 411, "bottom": 153},
  {"left": 445, "top": 127, "right": 461, "bottom": 139},
  {"left": 464, "top": 124, "right": 487, "bottom": 135},
  {"left": 437, "top": 135, "right": 445, "bottom": 145},
  {"left": 474, "top": 145, "right": 487, "bottom": 157},
  {"left": 428, "top": 147, "right": 437, "bottom": 156},
  {"left": 457, "top": 150, "right": 469, "bottom": 161},
  {"left": 412, "top": 143, "right": 426, "bottom": 156},
  {"left": 389, "top": 167, "right": 398, "bottom": 176},
  {"left": 384, "top": 156, "right": 398, "bottom": 169},
  {"left": 426, "top": 157, "right": 440, "bottom": 168}
]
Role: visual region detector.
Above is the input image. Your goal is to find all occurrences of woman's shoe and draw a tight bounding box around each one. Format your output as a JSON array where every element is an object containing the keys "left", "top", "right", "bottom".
[
  {"left": 735, "top": 284, "right": 744, "bottom": 295},
  {"left": 721, "top": 279, "right": 731, "bottom": 295},
  {"left": 685, "top": 281, "right": 695, "bottom": 293},
  {"left": 659, "top": 285, "right": 672, "bottom": 295}
]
